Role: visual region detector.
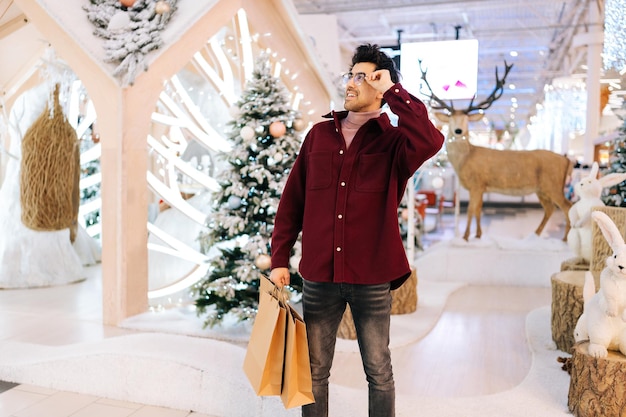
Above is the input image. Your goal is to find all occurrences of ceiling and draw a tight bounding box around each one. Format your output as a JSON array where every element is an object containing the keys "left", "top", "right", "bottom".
[
  {"left": 1, "top": 0, "right": 623, "bottom": 136},
  {"left": 292, "top": 0, "right": 624, "bottom": 135}
]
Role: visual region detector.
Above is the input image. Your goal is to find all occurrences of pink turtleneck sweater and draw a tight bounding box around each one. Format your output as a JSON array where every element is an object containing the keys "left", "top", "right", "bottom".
[{"left": 341, "top": 109, "right": 381, "bottom": 148}]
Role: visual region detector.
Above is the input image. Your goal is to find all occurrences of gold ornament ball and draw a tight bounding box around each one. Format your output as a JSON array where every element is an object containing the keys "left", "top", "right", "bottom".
[
  {"left": 255, "top": 254, "right": 272, "bottom": 270},
  {"left": 155, "top": 1, "right": 171, "bottom": 14},
  {"left": 293, "top": 118, "right": 307, "bottom": 131},
  {"left": 120, "top": 0, "right": 136, "bottom": 7},
  {"left": 269, "top": 121, "right": 286, "bottom": 138},
  {"left": 401, "top": 208, "right": 409, "bottom": 221}
]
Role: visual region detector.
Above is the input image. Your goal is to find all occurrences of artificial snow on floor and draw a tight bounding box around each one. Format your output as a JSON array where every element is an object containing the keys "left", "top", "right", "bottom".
[
  {"left": 0, "top": 300, "right": 571, "bottom": 417},
  {"left": 0, "top": 206, "right": 576, "bottom": 416},
  {"left": 415, "top": 234, "right": 573, "bottom": 287}
]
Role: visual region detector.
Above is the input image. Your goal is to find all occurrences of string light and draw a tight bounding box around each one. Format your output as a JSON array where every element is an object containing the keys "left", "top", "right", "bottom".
[{"left": 603, "top": 0, "right": 626, "bottom": 71}]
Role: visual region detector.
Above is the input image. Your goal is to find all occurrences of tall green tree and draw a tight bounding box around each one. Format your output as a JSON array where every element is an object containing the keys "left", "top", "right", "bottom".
[{"left": 193, "top": 53, "right": 304, "bottom": 327}]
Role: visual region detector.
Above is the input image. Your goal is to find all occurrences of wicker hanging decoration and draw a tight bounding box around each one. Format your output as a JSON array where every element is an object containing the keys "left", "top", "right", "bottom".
[{"left": 20, "top": 84, "right": 81, "bottom": 242}]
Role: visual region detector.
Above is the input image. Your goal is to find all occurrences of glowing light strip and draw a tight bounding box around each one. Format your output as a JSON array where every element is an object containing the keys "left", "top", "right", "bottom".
[
  {"left": 192, "top": 52, "right": 234, "bottom": 104},
  {"left": 80, "top": 142, "right": 101, "bottom": 165},
  {"left": 169, "top": 75, "right": 232, "bottom": 152},
  {"left": 146, "top": 222, "right": 208, "bottom": 264},
  {"left": 146, "top": 171, "right": 206, "bottom": 225},
  {"left": 75, "top": 101, "right": 97, "bottom": 139},
  {"left": 85, "top": 222, "right": 101, "bottom": 237},
  {"left": 151, "top": 112, "right": 186, "bottom": 127},
  {"left": 209, "top": 37, "right": 234, "bottom": 89},
  {"left": 147, "top": 134, "right": 219, "bottom": 191},
  {"left": 147, "top": 263, "right": 210, "bottom": 299},
  {"left": 157, "top": 130, "right": 187, "bottom": 156},
  {"left": 147, "top": 242, "right": 205, "bottom": 263},
  {"left": 79, "top": 197, "right": 102, "bottom": 216},
  {"left": 67, "top": 80, "right": 82, "bottom": 129},
  {"left": 237, "top": 8, "right": 254, "bottom": 81},
  {"left": 158, "top": 91, "right": 231, "bottom": 152},
  {"left": 293, "top": 92, "right": 303, "bottom": 111},
  {"left": 192, "top": 36, "right": 239, "bottom": 106},
  {"left": 166, "top": 126, "right": 188, "bottom": 151},
  {"left": 273, "top": 61, "right": 282, "bottom": 78},
  {"left": 603, "top": 0, "right": 626, "bottom": 70},
  {"left": 79, "top": 172, "right": 102, "bottom": 189}
]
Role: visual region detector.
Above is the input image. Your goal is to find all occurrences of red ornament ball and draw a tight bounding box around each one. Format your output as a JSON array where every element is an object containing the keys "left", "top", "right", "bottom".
[
  {"left": 269, "top": 121, "right": 286, "bottom": 138},
  {"left": 120, "top": 0, "right": 136, "bottom": 7}
]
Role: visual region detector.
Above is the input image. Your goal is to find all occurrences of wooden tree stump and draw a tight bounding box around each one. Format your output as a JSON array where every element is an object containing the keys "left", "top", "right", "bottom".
[
  {"left": 337, "top": 269, "right": 418, "bottom": 340},
  {"left": 551, "top": 270, "right": 585, "bottom": 352},
  {"left": 550, "top": 207, "right": 626, "bottom": 353},
  {"left": 337, "top": 304, "right": 358, "bottom": 340},
  {"left": 568, "top": 341, "right": 626, "bottom": 417},
  {"left": 591, "top": 206, "right": 626, "bottom": 284},
  {"left": 391, "top": 268, "right": 418, "bottom": 315},
  {"left": 561, "top": 257, "right": 589, "bottom": 272}
]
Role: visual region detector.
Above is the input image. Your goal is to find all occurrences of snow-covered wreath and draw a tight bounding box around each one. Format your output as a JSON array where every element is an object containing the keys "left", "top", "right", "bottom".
[{"left": 84, "top": 0, "right": 178, "bottom": 86}]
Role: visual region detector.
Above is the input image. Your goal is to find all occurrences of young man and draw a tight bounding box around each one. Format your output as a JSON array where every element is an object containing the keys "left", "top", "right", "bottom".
[{"left": 269, "top": 44, "right": 444, "bottom": 417}]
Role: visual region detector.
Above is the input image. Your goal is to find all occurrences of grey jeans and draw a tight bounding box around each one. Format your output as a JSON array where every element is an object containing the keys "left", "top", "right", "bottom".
[{"left": 301, "top": 280, "right": 395, "bottom": 417}]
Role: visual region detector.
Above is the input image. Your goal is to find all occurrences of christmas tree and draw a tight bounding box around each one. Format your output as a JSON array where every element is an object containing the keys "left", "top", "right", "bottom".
[
  {"left": 193, "top": 53, "right": 305, "bottom": 327},
  {"left": 602, "top": 101, "right": 626, "bottom": 206},
  {"left": 84, "top": 0, "right": 178, "bottom": 86}
]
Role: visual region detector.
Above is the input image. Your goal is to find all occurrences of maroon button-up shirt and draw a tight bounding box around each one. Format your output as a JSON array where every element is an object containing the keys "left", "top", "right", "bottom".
[{"left": 271, "top": 83, "right": 444, "bottom": 289}]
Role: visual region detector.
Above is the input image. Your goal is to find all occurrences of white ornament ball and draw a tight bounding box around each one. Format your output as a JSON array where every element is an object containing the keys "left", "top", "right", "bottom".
[
  {"left": 273, "top": 153, "right": 283, "bottom": 163},
  {"left": 155, "top": 0, "right": 171, "bottom": 14},
  {"left": 255, "top": 254, "right": 272, "bottom": 270},
  {"left": 431, "top": 176, "right": 445, "bottom": 190},
  {"left": 255, "top": 125, "right": 265, "bottom": 134},
  {"left": 240, "top": 126, "right": 255, "bottom": 141},
  {"left": 293, "top": 119, "right": 307, "bottom": 131},
  {"left": 269, "top": 121, "right": 286, "bottom": 138},
  {"left": 227, "top": 195, "right": 242, "bottom": 209},
  {"left": 229, "top": 105, "right": 240, "bottom": 118},
  {"left": 108, "top": 11, "right": 131, "bottom": 31}
]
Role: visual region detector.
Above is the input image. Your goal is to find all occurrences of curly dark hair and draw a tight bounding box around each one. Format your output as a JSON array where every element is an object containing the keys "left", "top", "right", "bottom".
[{"left": 350, "top": 43, "right": 401, "bottom": 84}]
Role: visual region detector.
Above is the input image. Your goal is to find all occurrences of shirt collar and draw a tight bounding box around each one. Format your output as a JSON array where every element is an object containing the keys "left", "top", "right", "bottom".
[{"left": 324, "top": 110, "right": 391, "bottom": 132}]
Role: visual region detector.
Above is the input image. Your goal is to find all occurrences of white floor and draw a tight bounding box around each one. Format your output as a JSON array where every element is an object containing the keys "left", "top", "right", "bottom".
[{"left": 0, "top": 205, "right": 572, "bottom": 416}]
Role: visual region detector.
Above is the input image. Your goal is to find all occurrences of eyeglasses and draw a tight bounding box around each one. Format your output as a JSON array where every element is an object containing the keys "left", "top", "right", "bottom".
[{"left": 341, "top": 72, "right": 367, "bottom": 86}]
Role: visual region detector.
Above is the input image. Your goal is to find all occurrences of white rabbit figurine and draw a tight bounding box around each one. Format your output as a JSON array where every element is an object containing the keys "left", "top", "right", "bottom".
[
  {"left": 573, "top": 271, "right": 597, "bottom": 344},
  {"left": 567, "top": 162, "right": 626, "bottom": 263},
  {"left": 576, "top": 211, "right": 626, "bottom": 358}
]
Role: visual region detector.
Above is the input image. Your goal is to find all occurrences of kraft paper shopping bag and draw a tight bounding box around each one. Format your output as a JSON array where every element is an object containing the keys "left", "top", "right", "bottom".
[
  {"left": 280, "top": 304, "right": 314, "bottom": 408},
  {"left": 243, "top": 277, "right": 287, "bottom": 396}
]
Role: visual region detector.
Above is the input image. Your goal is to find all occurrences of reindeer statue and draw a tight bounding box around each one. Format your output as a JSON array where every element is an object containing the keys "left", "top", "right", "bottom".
[{"left": 420, "top": 61, "right": 573, "bottom": 241}]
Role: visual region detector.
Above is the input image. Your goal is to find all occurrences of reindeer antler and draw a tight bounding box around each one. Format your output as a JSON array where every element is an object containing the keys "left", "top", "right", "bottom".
[
  {"left": 419, "top": 59, "right": 514, "bottom": 115},
  {"left": 418, "top": 59, "right": 455, "bottom": 114},
  {"left": 466, "top": 61, "right": 514, "bottom": 113}
]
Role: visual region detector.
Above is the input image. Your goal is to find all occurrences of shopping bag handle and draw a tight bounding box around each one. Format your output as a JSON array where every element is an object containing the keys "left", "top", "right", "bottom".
[{"left": 261, "top": 274, "right": 289, "bottom": 304}]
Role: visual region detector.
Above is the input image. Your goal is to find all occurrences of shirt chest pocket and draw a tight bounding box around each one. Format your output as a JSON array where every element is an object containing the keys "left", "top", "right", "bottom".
[
  {"left": 355, "top": 153, "right": 390, "bottom": 192},
  {"left": 306, "top": 151, "right": 332, "bottom": 190}
]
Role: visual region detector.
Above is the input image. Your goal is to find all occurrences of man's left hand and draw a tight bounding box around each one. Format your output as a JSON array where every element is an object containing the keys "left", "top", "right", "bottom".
[{"left": 365, "top": 70, "right": 394, "bottom": 93}]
